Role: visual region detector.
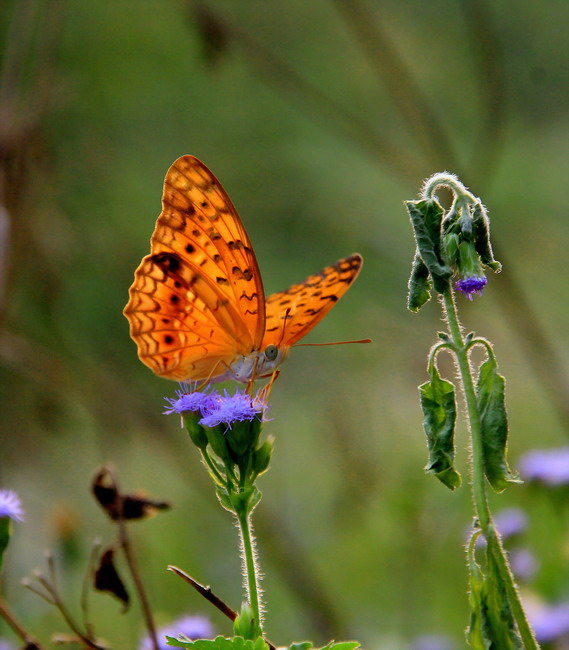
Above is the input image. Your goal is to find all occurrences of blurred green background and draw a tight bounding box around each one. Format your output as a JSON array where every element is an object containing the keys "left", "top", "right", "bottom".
[{"left": 1, "top": 0, "right": 568, "bottom": 648}]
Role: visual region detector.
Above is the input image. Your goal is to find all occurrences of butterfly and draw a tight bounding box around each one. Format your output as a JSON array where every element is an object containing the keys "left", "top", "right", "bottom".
[{"left": 124, "top": 156, "right": 363, "bottom": 385}]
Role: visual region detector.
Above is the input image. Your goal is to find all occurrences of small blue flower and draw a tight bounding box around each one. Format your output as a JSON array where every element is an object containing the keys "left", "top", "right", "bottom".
[
  {"left": 410, "top": 634, "right": 454, "bottom": 650},
  {"left": 529, "top": 601, "right": 569, "bottom": 644},
  {"left": 139, "top": 614, "right": 213, "bottom": 650},
  {"left": 509, "top": 548, "right": 538, "bottom": 582},
  {"left": 519, "top": 447, "right": 569, "bottom": 486},
  {"left": 0, "top": 490, "right": 24, "bottom": 522},
  {"left": 200, "top": 389, "right": 266, "bottom": 429},
  {"left": 164, "top": 383, "right": 219, "bottom": 417},
  {"left": 455, "top": 275, "right": 487, "bottom": 300}
]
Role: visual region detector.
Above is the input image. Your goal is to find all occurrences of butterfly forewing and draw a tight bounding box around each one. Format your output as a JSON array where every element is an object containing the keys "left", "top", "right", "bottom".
[
  {"left": 262, "top": 254, "right": 363, "bottom": 348},
  {"left": 124, "top": 156, "right": 265, "bottom": 380}
]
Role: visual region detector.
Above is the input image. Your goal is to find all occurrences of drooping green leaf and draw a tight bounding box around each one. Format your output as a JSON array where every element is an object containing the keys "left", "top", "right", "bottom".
[
  {"left": 472, "top": 203, "right": 501, "bottom": 272},
  {"left": 476, "top": 357, "right": 521, "bottom": 493},
  {"left": 167, "top": 635, "right": 268, "bottom": 650},
  {"left": 407, "top": 251, "right": 432, "bottom": 312},
  {"left": 406, "top": 199, "right": 452, "bottom": 294},
  {"left": 319, "top": 643, "right": 361, "bottom": 650},
  {"left": 466, "top": 532, "right": 523, "bottom": 649},
  {"left": 419, "top": 364, "right": 461, "bottom": 490}
]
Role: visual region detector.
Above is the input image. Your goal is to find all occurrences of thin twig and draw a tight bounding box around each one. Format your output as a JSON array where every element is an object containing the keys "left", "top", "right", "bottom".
[
  {"left": 168, "top": 565, "right": 238, "bottom": 621},
  {"left": 81, "top": 538, "right": 102, "bottom": 639},
  {"left": 168, "top": 566, "right": 277, "bottom": 650},
  {"left": 108, "top": 467, "right": 159, "bottom": 650},
  {"left": 0, "top": 596, "right": 43, "bottom": 648}
]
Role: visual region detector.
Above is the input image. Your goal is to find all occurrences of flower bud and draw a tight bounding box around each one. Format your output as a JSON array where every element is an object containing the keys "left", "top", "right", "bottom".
[
  {"left": 233, "top": 602, "right": 260, "bottom": 640},
  {"left": 252, "top": 437, "right": 274, "bottom": 477},
  {"left": 183, "top": 412, "right": 209, "bottom": 450}
]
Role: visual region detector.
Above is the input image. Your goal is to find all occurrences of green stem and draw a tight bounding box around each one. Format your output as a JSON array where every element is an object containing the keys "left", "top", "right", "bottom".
[
  {"left": 442, "top": 290, "right": 539, "bottom": 650},
  {"left": 236, "top": 508, "right": 263, "bottom": 635},
  {"left": 200, "top": 449, "right": 225, "bottom": 486}
]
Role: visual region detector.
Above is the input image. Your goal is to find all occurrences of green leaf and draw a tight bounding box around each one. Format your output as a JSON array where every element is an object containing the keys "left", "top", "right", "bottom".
[
  {"left": 320, "top": 643, "right": 361, "bottom": 650},
  {"left": 472, "top": 203, "right": 501, "bottom": 272},
  {"left": 0, "top": 518, "right": 11, "bottom": 572},
  {"left": 407, "top": 251, "right": 432, "bottom": 312},
  {"left": 167, "top": 635, "right": 268, "bottom": 650},
  {"left": 466, "top": 533, "right": 523, "bottom": 649},
  {"left": 288, "top": 644, "right": 313, "bottom": 650},
  {"left": 406, "top": 199, "right": 452, "bottom": 294},
  {"left": 475, "top": 357, "right": 521, "bottom": 492},
  {"left": 419, "top": 365, "right": 461, "bottom": 490}
]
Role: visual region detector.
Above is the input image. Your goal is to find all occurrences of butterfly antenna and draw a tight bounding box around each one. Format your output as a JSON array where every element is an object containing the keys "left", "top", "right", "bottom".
[
  {"left": 294, "top": 338, "right": 372, "bottom": 347},
  {"left": 276, "top": 307, "right": 293, "bottom": 348}
]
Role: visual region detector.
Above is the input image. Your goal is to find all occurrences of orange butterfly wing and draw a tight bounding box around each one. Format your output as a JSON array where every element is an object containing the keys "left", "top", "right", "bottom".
[
  {"left": 262, "top": 254, "right": 363, "bottom": 348},
  {"left": 124, "top": 156, "right": 265, "bottom": 381}
]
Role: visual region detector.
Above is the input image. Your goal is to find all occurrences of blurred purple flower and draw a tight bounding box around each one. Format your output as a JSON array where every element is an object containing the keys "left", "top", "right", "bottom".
[
  {"left": 509, "top": 548, "right": 538, "bottom": 582},
  {"left": 410, "top": 634, "right": 454, "bottom": 650},
  {"left": 139, "top": 614, "right": 213, "bottom": 650},
  {"left": 455, "top": 275, "right": 487, "bottom": 300},
  {"left": 529, "top": 601, "right": 569, "bottom": 644},
  {"left": 519, "top": 447, "right": 569, "bottom": 486},
  {"left": 199, "top": 389, "right": 266, "bottom": 429},
  {"left": 494, "top": 508, "right": 528, "bottom": 539},
  {"left": 0, "top": 640, "right": 15, "bottom": 650},
  {"left": 0, "top": 490, "right": 24, "bottom": 522}
]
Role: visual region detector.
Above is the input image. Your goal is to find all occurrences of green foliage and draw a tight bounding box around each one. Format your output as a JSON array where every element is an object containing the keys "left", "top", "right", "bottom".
[
  {"left": 472, "top": 204, "right": 501, "bottom": 273},
  {"left": 288, "top": 643, "right": 360, "bottom": 650},
  {"left": 475, "top": 356, "right": 521, "bottom": 493},
  {"left": 166, "top": 635, "right": 269, "bottom": 650},
  {"left": 466, "top": 533, "right": 522, "bottom": 649},
  {"left": 419, "top": 362, "right": 461, "bottom": 490},
  {"left": 406, "top": 199, "right": 452, "bottom": 301}
]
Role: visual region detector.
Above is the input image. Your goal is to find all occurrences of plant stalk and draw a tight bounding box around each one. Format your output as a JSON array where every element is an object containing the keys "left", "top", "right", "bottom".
[
  {"left": 237, "top": 508, "right": 263, "bottom": 634},
  {"left": 442, "top": 290, "right": 539, "bottom": 649}
]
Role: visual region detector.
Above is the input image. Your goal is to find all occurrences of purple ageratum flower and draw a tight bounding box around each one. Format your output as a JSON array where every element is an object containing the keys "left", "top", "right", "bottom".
[
  {"left": 529, "top": 601, "right": 569, "bottom": 644},
  {"left": 0, "top": 640, "right": 15, "bottom": 650},
  {"left": 0, "top": 490, "right": 24, "bottom": 522},
  {"left": 199, "top": 389, "right": 267, "bottom": 429},
  {"left": 139, "top": 614, "right": 213, "bottom": 650},
  {"left": 164, "top": 383, "right": 220, "bottom": 418},
  {"left": 455, "top": 275, "right": 487, "bottom": 300},
  {"left": 519, "top": 447, "right": 569, "bottom": 486}
]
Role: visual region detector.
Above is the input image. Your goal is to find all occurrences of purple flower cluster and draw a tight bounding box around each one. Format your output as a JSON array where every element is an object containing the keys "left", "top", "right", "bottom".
[
  {"left": 164, "top": 384, "right": 267, "bottom": 430},
  {"left": 0, "top": 490, "right": 24, "bottom": 522},
  {"left": 519, "top": 447, "right": 569, "bottom": 486},
  {"left": 455, "top": 275, "right": 487, "bottom": 300},
  {"left": 139, "top": 614, "right": 213, "bottom": 650}
]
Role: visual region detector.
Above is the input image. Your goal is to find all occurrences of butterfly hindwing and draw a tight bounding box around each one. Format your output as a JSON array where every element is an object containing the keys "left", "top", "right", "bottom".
[{"left": 262, "top": 254, "right": 363, "bottom": 348}]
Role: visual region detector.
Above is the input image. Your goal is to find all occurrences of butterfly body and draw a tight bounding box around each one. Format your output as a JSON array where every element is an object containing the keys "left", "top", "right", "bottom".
[{"left": 124, "top": 156, "right": 362, "bottom": 383}]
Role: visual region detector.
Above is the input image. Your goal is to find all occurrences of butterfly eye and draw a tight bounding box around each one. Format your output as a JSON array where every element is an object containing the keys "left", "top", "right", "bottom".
[{"left": 264, "top": 345, "right": 279, "bottom": 362}]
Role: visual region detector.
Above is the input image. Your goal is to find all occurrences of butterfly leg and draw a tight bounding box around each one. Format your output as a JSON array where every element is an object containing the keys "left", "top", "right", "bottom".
[
  {"left": 246, "top": 356, "right": 261, "bottom": 397},
  {"left": 197, "top": 360, "right": 226, "bottom": 390},
  {"left": 259, "top": 369, "right": 280, "bottom": 402}
]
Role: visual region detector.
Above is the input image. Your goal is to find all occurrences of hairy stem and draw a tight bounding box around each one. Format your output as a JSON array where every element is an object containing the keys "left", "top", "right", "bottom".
[
  {"left": 236, "top": 508, "right": 263, "bottom": 634},
  {"left": 442, "top": 290, "right": 539, "bottom": 649}
]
